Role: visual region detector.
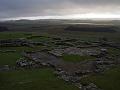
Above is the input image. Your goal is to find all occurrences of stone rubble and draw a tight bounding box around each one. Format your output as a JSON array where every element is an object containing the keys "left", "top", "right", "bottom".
[
  {"left": 0, "top": 37, "right": 120, "bottom": 90},
  {"left": 49, "top": 47, "right": 108, "bottom": 57},
  {"left": 0, "top": 65, "right": 10, "bottom": 71}
]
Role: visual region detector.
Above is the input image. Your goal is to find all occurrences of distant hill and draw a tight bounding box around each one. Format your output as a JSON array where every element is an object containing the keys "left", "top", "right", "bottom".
[
  {"left": 65, "top": 25, "right": 117, "bottom": 32},
  {"left": 0, "top": 26, "right": 8, "bottom": 32},
  {"left": 2, "top": 19, "right": 120, "bottom": 25},
  {"left": 0, "top": 19, "right": 119, "bottom": 32}
]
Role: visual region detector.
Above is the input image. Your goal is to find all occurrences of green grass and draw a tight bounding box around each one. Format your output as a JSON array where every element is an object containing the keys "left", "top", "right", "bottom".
[
  {"left": 0, "top": 32, "right": 32, "bottom": 39},
  {"left": 0, "top": 68, "right": 79, "bottom": 90},
  {"left": 108, "top": 48, "right": 120, "bottom": 57},
  {"left": 0, "top": 52, "right": 21, "bottom": 65},
  {"left": 27, "top": 35, "right": 52, "bottom": 43},
  {"left": 0, "top": 46, "right": 45, "bottom": 66},
  {"left": 81, "top": 66, "right": 120, "bottom": 90},
  {"left": 62, "top": 54, "right": 95, "bottom": 62},
  {"left": 0, "top": 46, "right": 43, "bottom": 52}
]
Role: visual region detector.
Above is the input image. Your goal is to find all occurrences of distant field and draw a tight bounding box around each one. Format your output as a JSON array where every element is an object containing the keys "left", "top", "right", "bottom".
[
  {"left": 0, "top": 20, "right": 120, "bottom": 42},
  {"left": 0, "top": 32, "right": 31, "bottom": 39},
  {"left": 65, "top": 25, "right": 117, "bottom": 32}
]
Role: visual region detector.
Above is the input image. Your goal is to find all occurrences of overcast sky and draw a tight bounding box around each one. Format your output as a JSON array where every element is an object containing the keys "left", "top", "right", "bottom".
[{"left": 0, "top": 0, "right": 120, "bottom": 20}]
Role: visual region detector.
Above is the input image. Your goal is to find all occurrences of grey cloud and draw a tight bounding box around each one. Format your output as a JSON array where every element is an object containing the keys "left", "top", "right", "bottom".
[{"left": 0, "top": 0, "right": 120, "bottom": 20}]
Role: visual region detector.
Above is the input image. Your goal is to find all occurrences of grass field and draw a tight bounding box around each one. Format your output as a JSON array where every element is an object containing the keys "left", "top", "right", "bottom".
[
  {"left": 27, "top": 35, "right": 51, "bottom": 41},
  {"left": 62, "top": 54, "right": 95, "bottom": 62},
  {"left": 0, "top": 25, "right": 120, "bottom": 90},
  {"left": 0, "top": 46, "right": 44, "bottom": 52},
  {"left": 108, "top": 48, "right": 120, "bottom": 57},
  {"left": 0, "top": 32, "right": 31, "bottom": 39},
  {"left": 0, "top": 52, "right": 21, "bottom": 66},
  {"left": 0, "top": 68, "right": 79, "bottom": 90},
  {"left": 0, "top": 46, "right": 45, "bottom": 66},
  {"left": 81, "top": 66, "right": 120, "bottom": 90},
  {"left": 0, "top": 32, "right": 80, "bottom": 90}
]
